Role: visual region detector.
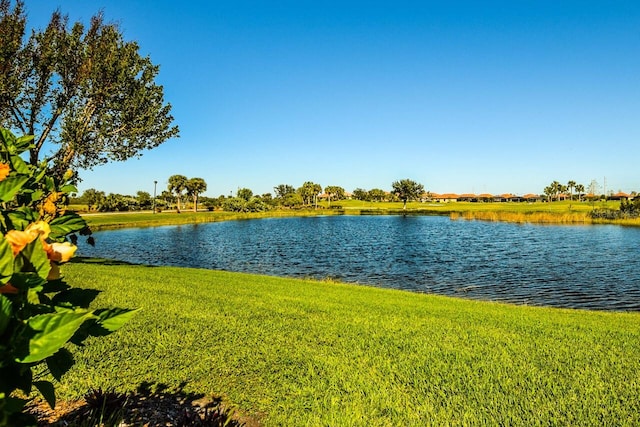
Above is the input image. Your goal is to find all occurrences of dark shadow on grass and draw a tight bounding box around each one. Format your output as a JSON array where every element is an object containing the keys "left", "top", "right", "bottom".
[{"left": 30, "top": 381, "right": 253, "bottom": 426}]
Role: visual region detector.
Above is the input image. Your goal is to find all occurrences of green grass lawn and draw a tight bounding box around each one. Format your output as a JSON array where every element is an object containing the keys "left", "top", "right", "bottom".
[{"left": 58, "top": 260, "right": 640, "bottom": 426}]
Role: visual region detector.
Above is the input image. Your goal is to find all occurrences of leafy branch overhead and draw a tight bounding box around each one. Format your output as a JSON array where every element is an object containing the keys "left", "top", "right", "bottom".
[{"left": 0, "top": 0, "right": 179, "bottom": 179}]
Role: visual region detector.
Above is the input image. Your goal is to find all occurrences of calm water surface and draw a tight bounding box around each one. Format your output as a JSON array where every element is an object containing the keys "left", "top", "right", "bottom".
[{"left": 79, "top": 216, "right": 640, "bottom": 311}]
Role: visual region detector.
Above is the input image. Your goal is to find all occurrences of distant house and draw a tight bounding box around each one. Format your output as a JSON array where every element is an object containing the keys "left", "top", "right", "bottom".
[
  {"left": 478, "top": 193, "right": 493, "bottom": 202},
  {"left": 609, "top": 191, "right": 630, "bottom": 200},
  {"left": 432, "top": 193, "right": 459, "bottom": 203},
  {"left": 522, "top": 193, "right": 543, "bottom": 202},
  {"left": 458, "top": 193, "right": 477, "bottom": 202},
  {"left": 493, "top": 193, "right": 518, "bottom": 202}
]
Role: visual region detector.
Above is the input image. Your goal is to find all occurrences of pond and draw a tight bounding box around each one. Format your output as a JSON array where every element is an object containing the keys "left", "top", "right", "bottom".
[{"left": 78, "top": 215, "right": 640, "bottom": 311}]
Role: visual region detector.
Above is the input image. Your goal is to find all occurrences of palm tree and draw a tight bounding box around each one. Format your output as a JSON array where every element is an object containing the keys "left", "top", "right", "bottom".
[
  {"left": 575, "top": 184, "right": 585, "bottom": 202},
  {"left": 185, "top": 177, "right": 207, "bottom": 212},
  {"left": 168, "top": 174, "right": 188, "bottom": 213},
  {"left": 567, "top": 180, "right": 576, "bottom": 201}
]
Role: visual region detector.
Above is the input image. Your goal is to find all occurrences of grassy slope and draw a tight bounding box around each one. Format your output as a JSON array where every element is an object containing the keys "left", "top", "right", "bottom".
[{"left": 60, "top": 260, "right": 640, "bottom": 426}]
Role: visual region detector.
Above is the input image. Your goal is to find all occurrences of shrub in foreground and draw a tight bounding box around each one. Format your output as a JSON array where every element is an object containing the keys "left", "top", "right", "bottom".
[{"left": 0, "top": 128, "right": 136, "bottom": 426}]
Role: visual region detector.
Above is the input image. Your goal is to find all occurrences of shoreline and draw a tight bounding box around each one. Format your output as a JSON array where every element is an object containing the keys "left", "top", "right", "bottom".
[{"left": 81, "top": 203, "right": 640, "bottom": 231}]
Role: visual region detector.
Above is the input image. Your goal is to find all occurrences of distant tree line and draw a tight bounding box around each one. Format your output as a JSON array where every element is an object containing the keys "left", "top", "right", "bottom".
[{"left": 73, "top": 179, "right": 428, "bottom": 213}]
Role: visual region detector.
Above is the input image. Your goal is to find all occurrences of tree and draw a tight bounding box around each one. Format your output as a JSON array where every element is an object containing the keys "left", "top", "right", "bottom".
[
  {"left": 81, "top": 188, "right": 105, "bottom": 211},
  {"left": 352, "top": 188, "right": 368, "bottom": 201},
  {"left": 274, "top": 184, "right": 296, "bottom": 199},
  {"left": 324, "top": 185, "right": 345, "bottom": 207},
  {"left": 0, "top": 1, "right": 179, "bottom": 179},
  {"left": 391, "top": 179, "right": 424, "bottom": 210},
  {"left": 575, "top": 183, "right": 585, "bottom": 202},
  {"left": 297, "top": 181, "right": 322, "bottom": 207},
  {"left": 237, "top": 188, "right": 253, "bottom": 202},
  {"left": 368, "top": 188, "right": 387, "bottom": 202},
  {"left": 567, "top": 180, "right": 576, "bottom": 201},
  {"left": 282, "top": 192, "right": 303, "bottom": 208},
  {"left": 168, "top": 174, "right": 187, "bottom": 213},
  {"left": 185, "top": 177, "right": 207, "bottom": 212},
  {"left": 136, "top": 190, "right": 152, "bottom": 210}
]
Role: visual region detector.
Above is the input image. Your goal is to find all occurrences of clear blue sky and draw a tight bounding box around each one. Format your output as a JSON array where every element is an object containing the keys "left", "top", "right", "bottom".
[{"left": 27, "top": 0, "right": 640, "bottom": 197}]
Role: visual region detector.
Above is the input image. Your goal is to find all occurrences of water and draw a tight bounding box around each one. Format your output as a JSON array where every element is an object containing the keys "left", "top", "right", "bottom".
[{"left": 77, "top": 215, "right": 640, "bottom": 311}]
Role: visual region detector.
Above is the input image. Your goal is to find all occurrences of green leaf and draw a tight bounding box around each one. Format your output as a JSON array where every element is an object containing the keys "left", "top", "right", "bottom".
[
  {"left": 16, "top": 239, "right": 51, "bottom": 281},
  {"left": 6, "top": 208, "right": 38, "bottom": 231},
  {"left": 14, "top": 134, "right": 34, "bottom": 152},
  {"left": 0, "top": 175, "right": 30, "bottom": 203},
  {"left": 0, "top": 128, "right": 16, "bottom": 150},
  {"left": 9, "top": 154, "right": 31, "bottom": 174},
  {"left": 30, "top": 189, "right": 44, "bottom": 203},
  {"left": 33, "top": 380, "right": 56, "bottom": 409},
  {"left": 44, "top": 176, "right": 55, "bottom": 192},
  {"left": 45, "top": 348, "right": 75, "bottom": 381},
  {"left": 9, "top": 272, "right": 46, "bottom": 291},
  {"left": 0, "top": 236, "right": 13, "bottom": 285},
  {"left": 18, "top": 310, "right": 96, "bottom": 363},
  {"left": 59, "top": 184, "right": 77, "bottom": 194},
  {"left": 0, "top": 295, "right": 11, "bottom": 335},
  {"left": 49, "top": 213, "right": 87, "bottom": 240},
  {"left": 94, "top": 307, "right": 139, "bottom": 333}
]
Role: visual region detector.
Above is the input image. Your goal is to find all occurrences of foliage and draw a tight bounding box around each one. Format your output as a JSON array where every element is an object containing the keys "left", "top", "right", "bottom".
[
  {"left": 58, "top": 262, "right": 640, "bottom": 426},
  {"left": 80, "top": 188, "right": 105, "bottom": 211},
  {"left": 368, "top": 188, "right": 387, "bottom": 202},
  {"left": 323, "top": 185, "right": 345, "bottom": 206},
  {"left": 619, "top": 197, "right": 640, "bottom": 216},
  {"left": 590, "top": 198, "right": 640, "bottom": 220},
  {"left": 168, "top": 175, "right": 188, "bottom": 213},
  {"left": 391, "top": 179, "right": 424, "bottom": 209},
  {"left": 352, "top": 188, "right": 368, "bottom": 201},
  {"left": 0, "top": 128, "right": 136, "bottom": 426},
  {"left": 273, "top": 184, "right": 296, "bottom": 200},
  {"left": 222, "top": 196, "right": 270, "bottom": 213},
  {"left": 236, "top": 188, "right": 253, "bottom": 202},
  {"left": 281, "top": 192, "right": 303, "bottom": 208},
  {"left": 185, "top": 178, "right": 207, "bottom": 212},
  {"left": 136, "top": 191, "right": 153, "bottom": 210},
  {"left": 0, "top": 1, "right": 179, "bottom": 179},
  {"left": 297, "top": 181, "right": 322, "bottom": 206}
]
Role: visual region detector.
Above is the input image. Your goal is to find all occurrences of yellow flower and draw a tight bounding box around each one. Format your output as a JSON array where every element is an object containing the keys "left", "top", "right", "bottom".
[
  {"left": 41, "top": 192, "right": 61, "bottom": 216},
  {"left": 46, "top": 242, "right": 77, "bottom": 263},
  {"left": 0, "top": 163, "right": 9, "bottom": 182},
  {"left": 5, "top": 229, "right": 38, "bottom": 256},
  {"left": 26, "top": 221, "right": 51, "bottom": 240},
  {"left": 4, "top": 221, "right": 51, "bottom": 256}
]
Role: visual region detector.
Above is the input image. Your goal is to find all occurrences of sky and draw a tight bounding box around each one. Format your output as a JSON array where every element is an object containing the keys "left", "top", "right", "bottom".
[{"left": 24, "top": 0, "right": 640, "bottom": 197}]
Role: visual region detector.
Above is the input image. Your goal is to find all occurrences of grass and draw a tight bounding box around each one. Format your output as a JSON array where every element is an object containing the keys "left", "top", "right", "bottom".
[
  {"left": 81, "top": 200, "right": 640, "bottom": 231},
  {"left": 56, "top": 259, "right": 640, "bottom": 426}
]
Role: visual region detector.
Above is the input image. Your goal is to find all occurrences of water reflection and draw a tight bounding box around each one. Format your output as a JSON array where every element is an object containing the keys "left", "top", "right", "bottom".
[{"left": 78, "top": 216, "right": 640, "bottom": 311}]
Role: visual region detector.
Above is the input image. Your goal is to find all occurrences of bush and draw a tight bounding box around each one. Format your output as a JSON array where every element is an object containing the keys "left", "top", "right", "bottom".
[{"left": 0, "top": 128, "right": 137, "bottom": 426}]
